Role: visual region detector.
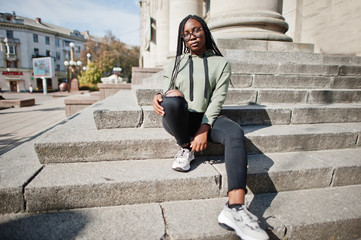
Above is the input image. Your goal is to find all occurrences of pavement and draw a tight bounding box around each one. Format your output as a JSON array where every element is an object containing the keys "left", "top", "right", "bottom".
[{"left": 0, "top": 92, "right": 73, "bottom": 156}]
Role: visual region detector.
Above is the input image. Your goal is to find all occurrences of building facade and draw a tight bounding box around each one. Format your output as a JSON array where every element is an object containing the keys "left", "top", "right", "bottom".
[
  {"left": 0, "top": 12, "right": 86, "bottom": 92},
  {"left": 139, "top": 0, "right": 361, "bottom": 68},
  {"left": 283, "top": 0, "right": 361, "bottom": 56}
]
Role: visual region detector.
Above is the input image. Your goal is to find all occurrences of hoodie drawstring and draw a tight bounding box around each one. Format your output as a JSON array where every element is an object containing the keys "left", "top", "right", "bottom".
[
  {"left": 203, "top": 53, "right": 209, "bottom": 99},
  {"left": 189, "top": 55, "right": 194, "bottom": 101},
  {"left": 188, "top": 53, "right": 209, "bottom": 102}
]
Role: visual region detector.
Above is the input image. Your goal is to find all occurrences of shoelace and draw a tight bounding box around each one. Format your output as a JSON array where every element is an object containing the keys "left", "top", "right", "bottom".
[
  {"left": 176, "top": 149, "right": 187, "bottom": 158},
  {"left": 176, "top": 149, "right": 191, "bottom": 163}
]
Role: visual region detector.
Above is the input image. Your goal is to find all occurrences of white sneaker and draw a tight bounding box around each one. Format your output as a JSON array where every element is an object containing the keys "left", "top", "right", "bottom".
[
  {"left": 172, "top": 148, "right": 195, "bottom": 172},
  {"left": 218, "top": 204, "right": 269, "bottom": 240}
]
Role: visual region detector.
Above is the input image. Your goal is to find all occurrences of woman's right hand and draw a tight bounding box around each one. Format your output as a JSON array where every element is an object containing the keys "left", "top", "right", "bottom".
[{"left": 153, "top": 93, "right": 165, "bottom": 116}]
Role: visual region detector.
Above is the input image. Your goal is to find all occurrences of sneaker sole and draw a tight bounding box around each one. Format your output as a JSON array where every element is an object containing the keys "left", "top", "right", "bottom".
[
  {"left": 218, "top": 210, "right": 261, "bottom": 240},
  {"left": 171, "top": 158, "right": 194, "bottom": 172},
  {"left": 172, "top": 166, "right": 191, "bottom": 172}
]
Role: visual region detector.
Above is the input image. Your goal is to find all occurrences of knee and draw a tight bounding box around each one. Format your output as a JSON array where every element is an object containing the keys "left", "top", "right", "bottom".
[
  {"left": 228, "top": 124, "right": 245, "bottom": 140},
  {"left": 165, "top": 89, "right": 184, "bottom": 97},
  {"left": 161, "top": 92, "right": 187, "bottom": 113}
]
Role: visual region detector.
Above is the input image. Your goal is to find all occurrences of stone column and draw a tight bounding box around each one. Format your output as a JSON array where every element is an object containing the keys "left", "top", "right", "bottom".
[
  {"left": 168, "top": 0, "right": 203, "bottom": 57},
  {"left": 155, "top": 0, "right": 169, "bottom": 67},
  {"left": 208, "top": 0, "right": 292, "bottom": 42}
]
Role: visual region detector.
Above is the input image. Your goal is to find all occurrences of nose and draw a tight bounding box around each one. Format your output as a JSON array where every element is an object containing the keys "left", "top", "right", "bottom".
[{"left": 189, "top": 33, "right": 197, "bottom": 40}]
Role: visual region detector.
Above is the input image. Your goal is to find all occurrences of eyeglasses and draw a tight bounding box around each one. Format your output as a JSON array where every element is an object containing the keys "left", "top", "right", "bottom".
[{"left": 182, "top": 27, "right": 203, "bottom": 42}]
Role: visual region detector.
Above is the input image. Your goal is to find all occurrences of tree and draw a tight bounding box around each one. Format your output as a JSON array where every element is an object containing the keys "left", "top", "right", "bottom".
[
  {"left": 78, "top": 61, "right": 102, "bottom": 87},
  {"left": 79, "top": 32, "right": 139, "bottom": 83}
]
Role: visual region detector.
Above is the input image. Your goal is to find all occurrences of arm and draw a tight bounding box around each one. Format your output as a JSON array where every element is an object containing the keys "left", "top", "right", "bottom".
[
  {"left": 191, "top": 61, "right": 231, "bottom": 152},
  {"left": 153, "top": 60, "right": 174, "bottom": 116},
  {"left": 202, "top": 61, "right": 231, "bottom": 127}
]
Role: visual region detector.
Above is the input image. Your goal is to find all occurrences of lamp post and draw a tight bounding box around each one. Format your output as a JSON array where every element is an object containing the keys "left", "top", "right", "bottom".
[
  {"left": 113, "top": 67, "right": 122, "bottom": 83},
  {"left": 63, "top": 42, "right": 82, "bottom": 91},
  {"left": 113, "top": 67, "right": 122, "bottom": 77}
]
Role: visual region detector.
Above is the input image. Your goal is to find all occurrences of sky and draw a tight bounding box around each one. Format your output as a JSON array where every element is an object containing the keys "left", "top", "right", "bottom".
[{"left": 1, "top": 0, "right": 141, "bottom": 46}]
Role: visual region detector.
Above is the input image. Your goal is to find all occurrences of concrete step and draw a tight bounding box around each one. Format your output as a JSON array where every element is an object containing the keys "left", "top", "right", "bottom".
[
  {"left": 2, "top": 185, "right": 361, "bottom": 239},
  {"left": 92, "top": 88, "right": 142, "bottom": 129},
  {"left": 135, "top": 87, "right": 361, "bottom": 106},
  {"left": 0, "top": 203, "right": 166, "bottom": 240},
  {"left": 161, "top": 185, "right": 361, "bottom": 240},
  {"left": 8, "top": 137, "right": 360, "bottom": 214},
  {"left": 20, "top": 148, "right": 361, "bottom": 212},
  {"left": 226, "top": 88, "right": 361, "bottom": 105},
  {"left": 34, "top": 123, "right": 361, "bottom": 164},
  {"left": 232, "top": 74, "right": 361, "bottom": 89},
  {"left": 230, "top": 62, "right": 361, "bottom": 76},
  {"left": 0, "top": 140, "right": 43, "bottom": 214},
  {"left": 64, "top": 94, "right": 100, "bottom": 117},
  {"left": 140, "top": 104, "right": 361, "bottom": 128},
  {"left": 224, "top": 49, "right": 361, "bottom": 65},
  {"left": 217, "top": 38, "right": 315, "bottom": 53}
]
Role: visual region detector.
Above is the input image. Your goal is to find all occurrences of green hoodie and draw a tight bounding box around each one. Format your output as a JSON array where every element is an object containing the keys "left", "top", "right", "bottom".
[{"left": 163, "top": 50, "right": 231, "bottom": 127}]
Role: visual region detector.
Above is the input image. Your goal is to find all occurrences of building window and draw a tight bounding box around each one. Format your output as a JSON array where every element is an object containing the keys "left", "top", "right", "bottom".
[
  {"left": 56, "top": 64, "right": 60, "bottom": 71},
  {"left": 34, "top": 48, "right": 39, "bottom": 55},
  {"left": 45, "top": 36, "right": 50, "bottom": 45},
  {"left": 7, "top": 60, "right": 18, "bottom": 68},
  {"left": 64, "top": 40, "right": 71, "bottom": 47},
  {"left": 64, "top": 51, "right": 70, "bottom": 60},
  {"left": 46, "top": 50, "right": 50, "bottom": 56},
  {"left": 55, "top": 38, "right": 60, "bottom": 47},
  {"left": 56, "top": 52, "right": 61, "bottom": 60},
  {"left": 33, "top": 34, "right": 38, "bottom": 43},
  {"left": 6, "top": 45, "right": 16, "bottom": 55},
  {"left": 6, "top": 30, "right": 14, "bottom": 38}
]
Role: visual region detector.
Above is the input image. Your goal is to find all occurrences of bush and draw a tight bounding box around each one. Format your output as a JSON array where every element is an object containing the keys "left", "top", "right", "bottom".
[
  {"left": 78, "top": 61, "right": 102, "bottom": 86},
  {"left": 79, "top": 84, "right": 99, "bottom": 91}
]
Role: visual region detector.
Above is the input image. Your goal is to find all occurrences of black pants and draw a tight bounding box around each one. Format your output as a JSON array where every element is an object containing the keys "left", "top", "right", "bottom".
[{"left": 161, "top": 96, "right": 248, "bottom": 192}]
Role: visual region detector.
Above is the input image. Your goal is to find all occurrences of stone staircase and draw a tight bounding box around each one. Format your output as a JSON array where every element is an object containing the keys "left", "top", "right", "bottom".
[{"left": 1, "top": 39, "right": 361, "bottom": 239}]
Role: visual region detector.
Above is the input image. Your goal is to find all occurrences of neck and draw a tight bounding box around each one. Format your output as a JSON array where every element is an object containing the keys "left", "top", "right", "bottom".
[{"left": 190, "top": 47, "right": 207, "bottom": 55}]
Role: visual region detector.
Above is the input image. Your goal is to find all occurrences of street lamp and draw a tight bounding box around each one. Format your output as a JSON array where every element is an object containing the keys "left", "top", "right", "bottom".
[
  {"left": 113, "top": 67, "right": 122, "bottom": 76},
  {"left": 63, "top": 42, "right": 82, "bottom": 91},
  {"left": 86, "top": 53, "right": 91, "bottom": 64}
]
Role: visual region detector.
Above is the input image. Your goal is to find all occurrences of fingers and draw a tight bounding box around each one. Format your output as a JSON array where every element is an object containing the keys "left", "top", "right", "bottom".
[
  {"left": 190, "top": 124, "right": 210, "bottom": 152},
  {"left": 190, "top": 140, "right": 207, "bottom": 152},
  {"left": 152, "top": 94, "right": 165, "bottom": 116}
]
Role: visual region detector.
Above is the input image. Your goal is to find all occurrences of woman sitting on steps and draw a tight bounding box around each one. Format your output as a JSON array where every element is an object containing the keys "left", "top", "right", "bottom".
[{"left": 152, "top": 14, "right": 268, "bottom": 240}]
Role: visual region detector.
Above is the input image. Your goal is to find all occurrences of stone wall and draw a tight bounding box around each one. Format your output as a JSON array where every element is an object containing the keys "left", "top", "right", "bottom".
[{"left": 283, "top": 0, "right": 361, "bottom": 56}]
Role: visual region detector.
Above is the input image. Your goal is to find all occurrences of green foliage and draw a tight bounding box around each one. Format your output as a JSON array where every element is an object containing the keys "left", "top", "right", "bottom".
[
  {"left": 78, "top": 61, "right": 102, "bottom": 86},
  {"left": 79, "top": 31, "right": 139, "bottom": 82}
]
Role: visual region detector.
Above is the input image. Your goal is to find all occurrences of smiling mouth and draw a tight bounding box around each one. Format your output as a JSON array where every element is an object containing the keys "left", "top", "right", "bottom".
[{"left": 190, "top": 41, "right": 199, "bottom": 47}]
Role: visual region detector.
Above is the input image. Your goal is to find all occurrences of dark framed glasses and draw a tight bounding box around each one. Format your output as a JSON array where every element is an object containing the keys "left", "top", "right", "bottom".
[{"left": 182, "top": 27, "right": 203, "bottom": 42}]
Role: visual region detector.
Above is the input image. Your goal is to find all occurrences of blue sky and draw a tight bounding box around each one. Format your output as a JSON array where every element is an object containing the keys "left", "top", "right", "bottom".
[{"left": 1, "top": 0, "right": 141, "bottom": 46}]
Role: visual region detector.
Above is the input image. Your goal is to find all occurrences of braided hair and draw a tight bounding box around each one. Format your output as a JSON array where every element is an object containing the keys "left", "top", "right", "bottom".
[{"left": 168, "top": 15, "right": 223, "bottom": 90}]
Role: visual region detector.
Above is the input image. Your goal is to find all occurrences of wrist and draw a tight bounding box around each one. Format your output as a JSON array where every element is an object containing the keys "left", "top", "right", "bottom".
[{"left": 200, "top": 123, "right": 211, "bottom": 132}]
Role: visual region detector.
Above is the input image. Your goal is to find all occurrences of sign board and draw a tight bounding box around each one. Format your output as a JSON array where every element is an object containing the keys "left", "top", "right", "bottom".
[{"left": 32, "top": 57, "right": 54, "bottom": 78}]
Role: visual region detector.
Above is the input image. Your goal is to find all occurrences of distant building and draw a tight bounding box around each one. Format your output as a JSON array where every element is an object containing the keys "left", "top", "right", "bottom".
[{"left": 0, "top": 12, "right": 87, "bottom": 92}]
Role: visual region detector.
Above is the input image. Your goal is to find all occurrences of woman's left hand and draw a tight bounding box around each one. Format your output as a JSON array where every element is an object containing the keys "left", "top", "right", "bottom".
[{"left": 191, "top": 124, "right": 211, "bottom": 152}]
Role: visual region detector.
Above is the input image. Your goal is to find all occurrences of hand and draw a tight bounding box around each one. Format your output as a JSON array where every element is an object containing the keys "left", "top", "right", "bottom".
[
  {"left": 191, "top": 124, "right": 211, "bottom": 152},
  {"left": 152, "top": 93, "right": 165, "bottom": 116}
]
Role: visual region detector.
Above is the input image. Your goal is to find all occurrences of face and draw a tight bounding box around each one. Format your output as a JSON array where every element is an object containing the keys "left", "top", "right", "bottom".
[{"left": 183, "top": 18, "right": 207, "bottom": 55}]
